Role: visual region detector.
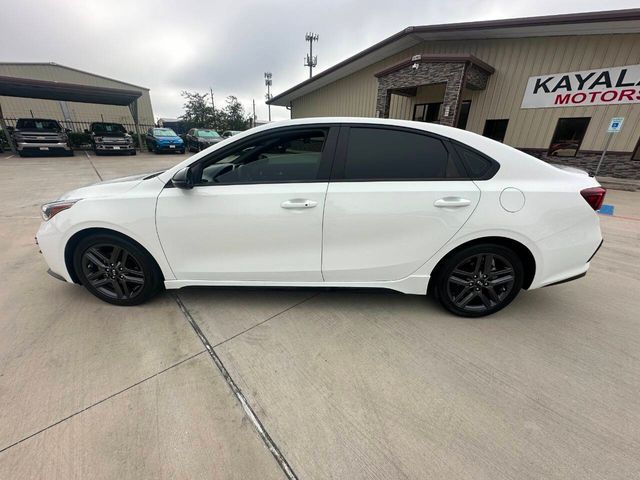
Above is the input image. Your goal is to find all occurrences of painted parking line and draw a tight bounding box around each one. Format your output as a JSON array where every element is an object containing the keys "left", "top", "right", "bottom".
[{"left": 6, "top": 155, "right": 14, "bottom": 159}]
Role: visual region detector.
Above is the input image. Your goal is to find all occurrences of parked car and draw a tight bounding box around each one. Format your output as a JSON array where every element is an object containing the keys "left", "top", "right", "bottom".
[
  {"left": 145, "top": 128, "right": 184, "bottom": 154},
  {"left": 11, "top": 118, "right": 73, "bottom": 157},
  {"left": 221, "top": 130, "right": 242, "bottom": 138},
  {"left": 86, "top": 122, "right": 136, "bottom": 155},
  {"left": 36, "top": 118, "right": 605, "bottom": 316},
  {"left": 185, "top": 128, "right": 224, "bottom": 152}
]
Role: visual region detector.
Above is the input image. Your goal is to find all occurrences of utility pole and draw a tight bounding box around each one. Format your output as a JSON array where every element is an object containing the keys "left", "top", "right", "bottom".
[
  {"left": 264, "top": 72, "right": 272, "bottom": 122},
  {"left": 304, "top": 33, "right": 319, "bottom": 78},
  {"left": 210, "top": 87, "right": 216, "bottom": 130},
  {"left": 252, "top": 99, "right": 257, "bottom": 128}
]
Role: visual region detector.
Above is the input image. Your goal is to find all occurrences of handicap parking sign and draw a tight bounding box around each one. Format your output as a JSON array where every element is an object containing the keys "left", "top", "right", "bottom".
[{"left": 608, "top": 117, "right": 624, "bottom": 133}]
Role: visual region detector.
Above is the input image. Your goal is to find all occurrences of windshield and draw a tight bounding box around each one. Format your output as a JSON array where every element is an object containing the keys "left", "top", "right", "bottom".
[
  {"left": 197, "top": 130, "right": 220, "bottom": 138},
  {"left": 153, "top": 128, "right": 177, "bottom": 137},
  {"left": 16, "top": 119, "right": 61, "bottom": 130},
  {"left": 92, "top": 123, "right": 126, "bottom": 134}
]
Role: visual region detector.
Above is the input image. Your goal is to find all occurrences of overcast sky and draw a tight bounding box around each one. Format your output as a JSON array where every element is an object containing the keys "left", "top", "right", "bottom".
[{"left": 3, "top": 0, "right": 638, "bottom": 121}]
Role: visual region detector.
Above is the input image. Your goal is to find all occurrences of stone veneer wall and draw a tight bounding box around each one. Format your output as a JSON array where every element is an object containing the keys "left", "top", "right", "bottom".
[{"left": 521, "top": 149, "right": 639, "bottom": 179}]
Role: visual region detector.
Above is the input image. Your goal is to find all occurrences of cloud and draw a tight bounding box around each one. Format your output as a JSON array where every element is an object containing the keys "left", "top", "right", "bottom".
[{"left": 3, "top": 0, "right": 638, "bottom": 121}]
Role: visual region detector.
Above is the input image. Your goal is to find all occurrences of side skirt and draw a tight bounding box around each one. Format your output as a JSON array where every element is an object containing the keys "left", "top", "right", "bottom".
[{"left": 164, "top": 275, "right": 430, "bottom": 295}]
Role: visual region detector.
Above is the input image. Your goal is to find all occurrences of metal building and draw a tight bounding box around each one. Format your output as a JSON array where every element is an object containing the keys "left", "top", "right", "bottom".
[
  {"left": 268, "top": 9, "right": 640, "bottom": 179},
  {"left": 0, "top": 62, "right": 154, "bottom": 129}
]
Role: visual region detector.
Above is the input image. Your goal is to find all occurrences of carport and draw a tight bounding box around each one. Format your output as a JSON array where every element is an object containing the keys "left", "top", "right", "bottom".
[{"left": 0, "top": 75, "right": 144, "bottom": 153}]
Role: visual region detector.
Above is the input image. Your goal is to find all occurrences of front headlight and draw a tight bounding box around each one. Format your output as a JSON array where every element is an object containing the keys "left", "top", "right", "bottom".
[
  {"left": 41, "top": 199, "right": 80, "bottom": 221},
  {"left": 95, "top": 137, "right": 103, "bottom": 143},
  {"left": 125, "top": 134, "right": 133, "bottom": 144}
]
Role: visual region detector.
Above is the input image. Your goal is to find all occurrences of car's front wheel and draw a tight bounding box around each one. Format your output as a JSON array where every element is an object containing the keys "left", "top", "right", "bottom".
[
  {"left": 73, "top": 233, "right": 163, "bottom": 306},
  {"left": 433, "top": 244, "right": 523, "bottom": 317}
]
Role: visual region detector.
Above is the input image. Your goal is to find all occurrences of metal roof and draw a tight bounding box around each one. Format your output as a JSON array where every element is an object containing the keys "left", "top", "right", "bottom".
[
  {"left": 0, "top": 62, "right": 149, "bottom": 91},
  {"left": 0, "top": 75, "right": 142, "bottom": 106},
  {"left": 268, "top": 9, "right": 640, "bottom": 106}
]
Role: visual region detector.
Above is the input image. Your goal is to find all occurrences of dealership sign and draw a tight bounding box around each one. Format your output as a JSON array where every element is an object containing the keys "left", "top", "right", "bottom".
[{"left": 521, "top": 64, "right": 640, "bottom": 108}]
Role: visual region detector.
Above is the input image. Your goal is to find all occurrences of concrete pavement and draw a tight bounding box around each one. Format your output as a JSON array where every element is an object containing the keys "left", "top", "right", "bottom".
[{"left": 0, "top": 151, "right": 639, "bottom": 479}]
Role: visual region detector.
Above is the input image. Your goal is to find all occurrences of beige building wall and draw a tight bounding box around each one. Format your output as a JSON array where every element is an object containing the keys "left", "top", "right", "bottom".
[
  {"left": 0, "top": 63, "right": 154, "bottom": 126},
  {"left": 291, "top": 34, "right": 640, "bottom": 153}
]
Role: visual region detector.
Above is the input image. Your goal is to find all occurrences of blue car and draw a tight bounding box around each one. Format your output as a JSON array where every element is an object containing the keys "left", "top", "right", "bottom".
[{"left": 145, "top": 127, "right": 185, "bottom": 154}]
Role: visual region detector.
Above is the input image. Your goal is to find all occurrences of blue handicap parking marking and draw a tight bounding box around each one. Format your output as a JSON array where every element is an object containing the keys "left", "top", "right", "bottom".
[{"left": 598, "top": 204, "right": 614, "bottom": 216}]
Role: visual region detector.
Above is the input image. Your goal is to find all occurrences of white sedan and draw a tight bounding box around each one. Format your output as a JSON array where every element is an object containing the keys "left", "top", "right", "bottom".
[{"left": 36, "top": 118, "right": 605, "bottom": 316}]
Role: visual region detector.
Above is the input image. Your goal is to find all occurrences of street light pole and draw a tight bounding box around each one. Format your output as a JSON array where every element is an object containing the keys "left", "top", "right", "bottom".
[{"left": 264, "top": 72, "right": 272, "bottom": 122}]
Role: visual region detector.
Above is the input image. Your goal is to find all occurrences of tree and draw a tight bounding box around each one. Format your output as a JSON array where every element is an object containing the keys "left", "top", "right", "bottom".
[
  {"left": 179, "top": 91, "right": 214, "bottom": 128},
  {"left": 179, "top": 92, "right": 251, "bottom": 132},
  {"left": 216, "top": 96, "right": 251, "bottom": 132}
]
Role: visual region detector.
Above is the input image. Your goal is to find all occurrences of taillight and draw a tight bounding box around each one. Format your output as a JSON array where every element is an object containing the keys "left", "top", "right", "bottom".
[{"left": 580, "top": 187, "right": 606, "bottom": 211}]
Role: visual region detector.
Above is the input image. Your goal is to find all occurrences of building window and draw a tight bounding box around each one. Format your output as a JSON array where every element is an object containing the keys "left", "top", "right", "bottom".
[
  {"left": 457, "top": 101, "right": 472, "bottom": 130},
  {"left": 548, "top": 117, "right": 590, "bottom": 157},
  {"left": 632, "top": 137, "right": 640, "bottom": 161},
  {"left": 413, "top": 103, "right": 442, "bottom": 123},
  {"left": 483, "top": 119, "right": 509, "bottom": 143}
]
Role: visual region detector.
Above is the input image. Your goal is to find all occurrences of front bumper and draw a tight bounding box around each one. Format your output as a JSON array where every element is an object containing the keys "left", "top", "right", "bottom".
[
  {"left": 156, "top": 143, "right": 184, "bottom": 151},
  {"left": 95, "top": 143, "right": 135, "bottom": 153},
  {"left": 17, "top": 142, "right": 71, "bottom": 152},
  {"left": 35, "top": 220, "right": 73, "bottom": 283}
]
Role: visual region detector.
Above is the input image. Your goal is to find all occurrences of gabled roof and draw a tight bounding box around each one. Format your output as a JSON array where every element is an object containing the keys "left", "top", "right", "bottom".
[
  {"left": 268, "top": 9, "right": 640, "bottom": 106},
  {"left": 0, "top": 62, "right": 149, "bottom": 91}
]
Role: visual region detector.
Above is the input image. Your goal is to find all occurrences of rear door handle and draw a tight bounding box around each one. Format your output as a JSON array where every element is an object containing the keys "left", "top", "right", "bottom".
[
  {"left": 281, "top": 199, "right": 318, "bottom": 209},
  {"left": 434, "top": 197, "right": 472, "bottom": 208}
]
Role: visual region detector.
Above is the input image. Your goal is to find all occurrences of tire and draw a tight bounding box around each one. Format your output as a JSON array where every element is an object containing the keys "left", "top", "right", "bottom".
[
  {"left": 130, "top": 150, "right": 137, "bottom": 156},
  {"left": 433, "top": 244, "right": 523, "bottom": 317},
  {"left": 73, "top": 233, "right": 163, "bottom": 306}
]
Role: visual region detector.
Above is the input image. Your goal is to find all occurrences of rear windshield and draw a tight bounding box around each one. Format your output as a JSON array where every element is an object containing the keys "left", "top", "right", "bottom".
[
  {"left": 16, "top": 119, "right": 61, "bottom": 130},
  {"left": 92, "top": 123, "right": 126, "bottom": 134}
]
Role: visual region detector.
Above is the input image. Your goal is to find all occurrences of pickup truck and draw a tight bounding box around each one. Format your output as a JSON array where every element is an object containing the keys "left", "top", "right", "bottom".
[
  {"left": 11, "top": 118, "right": 73, "bottom": 157},
  {"left": 86, "top": 122, "right": 136, "bottom": 155}
]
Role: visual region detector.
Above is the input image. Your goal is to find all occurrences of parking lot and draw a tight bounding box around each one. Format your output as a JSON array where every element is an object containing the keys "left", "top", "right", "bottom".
[{"left": 0, "top": 150, "right": 639, "bottom": 479}]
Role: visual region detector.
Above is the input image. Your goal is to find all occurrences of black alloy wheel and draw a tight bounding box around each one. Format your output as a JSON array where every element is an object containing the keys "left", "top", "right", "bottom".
[
  {"left": 74, "top": 234, "right": 163, "bottom": 305},
  {"left": 81, "top": 244, "right": 145, "bottom": 300},
  {"left": 435, "top": 244, "right": 523, "bottom": 317}
]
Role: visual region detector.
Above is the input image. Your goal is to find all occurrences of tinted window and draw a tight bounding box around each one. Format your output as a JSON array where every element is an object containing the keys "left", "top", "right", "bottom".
[
  {"left": 199, "top": 130, "right": 327, "bottom": 184},
  {"left": 343, "top": 127, "right": 455, "bottom": 180},
  {"left": 548, "top": 118, "right": 590, "bottom": 157},
  {"left": 483, "top": 119, "right": 509, "bottom": 143},
  {"left": 456, "top": 146, "right": 492, "bottom": 178}
]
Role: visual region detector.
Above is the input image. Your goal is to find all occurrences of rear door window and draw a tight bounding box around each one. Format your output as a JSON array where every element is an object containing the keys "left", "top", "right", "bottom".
[{"left": 340, "top": 127, "right": 459, "bottom": 180}]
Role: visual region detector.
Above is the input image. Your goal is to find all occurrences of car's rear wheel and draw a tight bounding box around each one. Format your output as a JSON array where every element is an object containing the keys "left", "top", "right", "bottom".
[
  {"left": 73, "top": 233, "right": 163, "bottom": 306},
  {"left": 433, "top": 244, "right": 523, "bottom": 317}
]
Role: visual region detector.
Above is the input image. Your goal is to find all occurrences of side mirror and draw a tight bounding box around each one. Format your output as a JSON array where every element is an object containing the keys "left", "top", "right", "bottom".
[
  {"left": 65, "top": 128, "right": 72, "bottom": 133},
  {"left": 172, "top": 167, "right": 194, "bottom": 189}
]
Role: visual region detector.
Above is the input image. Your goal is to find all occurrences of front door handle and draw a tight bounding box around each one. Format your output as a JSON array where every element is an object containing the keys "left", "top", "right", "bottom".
[
  {"left": 281, "top": 199, "right": 318, "bottom": 209},
  {"left": 434, "top": 197, "right": 472, "bottom": 208}
]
